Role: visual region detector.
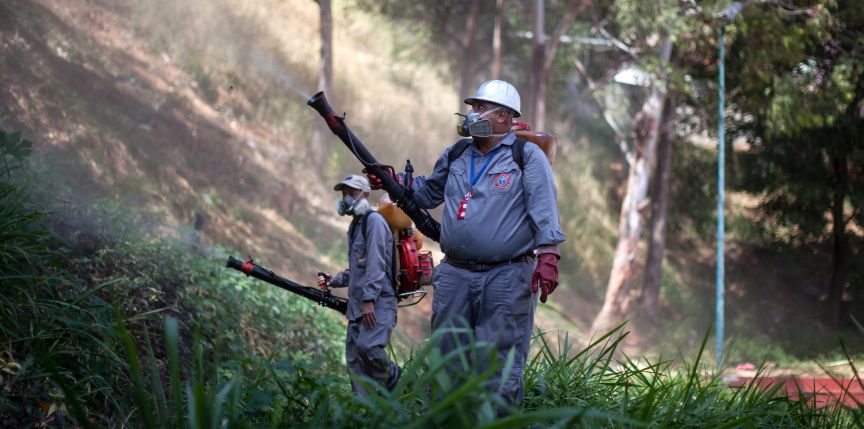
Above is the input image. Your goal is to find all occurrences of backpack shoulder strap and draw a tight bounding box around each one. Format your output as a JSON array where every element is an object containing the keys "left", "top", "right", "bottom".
[
  {"left": 446, "top": 139, "right": 473, "bottom": 167},
  {"left": 511, "top": 139, "right": 527, "bottom": 171},
  {"left": 360, "top": 211, "right": 377, "bottom": 240}
]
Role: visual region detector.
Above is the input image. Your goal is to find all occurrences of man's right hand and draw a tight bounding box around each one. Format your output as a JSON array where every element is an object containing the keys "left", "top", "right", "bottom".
[
  {"left": 316, "top": 272, "right": 331, "bottom": 289},
  {"left": 362, "top": 168, "right": 385, "bottom": 190},
  {"left": 363, "top": 167, "right": 410, "bottom": 190}
]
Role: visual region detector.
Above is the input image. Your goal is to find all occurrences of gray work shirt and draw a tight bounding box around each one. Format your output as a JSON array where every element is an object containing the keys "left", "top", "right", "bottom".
[
  {"left": 330, "top": 211, "right": 397, "bottom": 321},
  {"left": 411, "top": 133, "right": 565, "bottom": 262}
]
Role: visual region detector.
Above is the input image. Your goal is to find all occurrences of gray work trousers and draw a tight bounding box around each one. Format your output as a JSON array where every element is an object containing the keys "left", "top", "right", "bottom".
[
  {"left": 430, "top": 260, "right": 537, "bottom": 404},
  {"left": 345, "top": 307, "right": 400, "bottom": 395}
]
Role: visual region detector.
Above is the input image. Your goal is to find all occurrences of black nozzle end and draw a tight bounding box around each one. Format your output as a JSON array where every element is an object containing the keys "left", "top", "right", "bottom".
[
  {"left": 306, "top": 91, "right": 334, "bottom": 117},
  {"left": 307, "top": 91, "right": 324, "bottom": 106},
  {"left": 226, "top": 255, "right": 242, "bottom": 269},
  {"left": 307, "top": 91, "right": 326, "bottom": 107}
]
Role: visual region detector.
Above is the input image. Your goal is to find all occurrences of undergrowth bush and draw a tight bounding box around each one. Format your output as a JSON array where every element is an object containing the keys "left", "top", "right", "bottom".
[{"left": 0, "top": 128, "right": 343, "bottom": 426}]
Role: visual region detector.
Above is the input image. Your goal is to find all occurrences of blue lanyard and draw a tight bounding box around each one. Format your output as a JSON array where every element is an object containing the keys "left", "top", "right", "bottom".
[{"left": 469, "top": 146, "right": 503, "bottom": 189}]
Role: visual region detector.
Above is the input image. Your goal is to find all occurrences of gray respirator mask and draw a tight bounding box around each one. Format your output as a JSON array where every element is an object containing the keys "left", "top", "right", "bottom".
[
  {"left": 336, "top": 194, "right": 371, "bottom": 216},
  {"left": 455, "top": 108, "right": 507, "bottom": 138}
]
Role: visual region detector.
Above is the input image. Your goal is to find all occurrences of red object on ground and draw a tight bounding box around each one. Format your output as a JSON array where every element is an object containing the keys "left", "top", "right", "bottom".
[
  {"left": 726, "top": 376, "right": 864, "bottom": 408},
  {"left": 735, "top": 362, "right": 757, "bottom": 371}
]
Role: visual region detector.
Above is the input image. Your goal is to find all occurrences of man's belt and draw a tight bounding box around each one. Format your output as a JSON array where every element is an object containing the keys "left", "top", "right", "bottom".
[{"left": 443, "top": 253, "right": 535, "bottom": 272}]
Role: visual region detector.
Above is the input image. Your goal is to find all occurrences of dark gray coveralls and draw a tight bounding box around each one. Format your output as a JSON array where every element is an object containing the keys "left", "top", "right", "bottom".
[
  {"left": 410, "top": 132, "right": 565, "bottom": 403},
  {"left": 329, "top": 209, "right": 400, "bottom": 393}
]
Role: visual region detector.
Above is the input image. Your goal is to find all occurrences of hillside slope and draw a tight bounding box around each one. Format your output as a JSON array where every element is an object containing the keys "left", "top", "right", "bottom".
[
  {"left": 0, "top": 0, "right": 493, "bottom": 344},
  {"left": 0, "top": 0, "right": 463, "bottom": 277}
]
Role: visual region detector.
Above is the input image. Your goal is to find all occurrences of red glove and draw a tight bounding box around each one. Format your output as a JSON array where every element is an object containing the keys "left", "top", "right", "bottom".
[
  {"left": 362, "top": 167, "right": 385, "bottom": 190},
  {"left": 362, "top": 165, "right": 405, "bottom": 190},
  {"left": 316, "top": 271, "right": 331, "bottom": 290},
  {"left": 531, "top": 253, "right": 559, "bottom": 303}
]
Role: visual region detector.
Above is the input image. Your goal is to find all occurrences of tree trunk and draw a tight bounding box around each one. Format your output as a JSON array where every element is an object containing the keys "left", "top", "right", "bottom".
[
  {"left": 828, "top": 150, "right": 850, "bottom": 328},
  {"left": 641, "top": 97, "right": 675, "bottom": 324},
  {"left": 313, "top": 0, "right": 333, "bottom": 165},
  {"left": 491, "top": 0, "right": 504, "bottom": 80},
  {"left": 530, "top": 0, "right": 588, "bottom": 131},
  {"left": 459, "top": 0, "right": 481, "bottom": 109},
  {"left": 591, "top": 38, "right": 672, "bottom": 335},
  {"left": 529, "top": 0, "right": 545, "bottom": 126}
]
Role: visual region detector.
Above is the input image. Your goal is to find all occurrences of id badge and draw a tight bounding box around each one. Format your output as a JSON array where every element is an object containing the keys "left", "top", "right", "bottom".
[{"left": 455, "top": 191, "right": 472, "bottom": 220}]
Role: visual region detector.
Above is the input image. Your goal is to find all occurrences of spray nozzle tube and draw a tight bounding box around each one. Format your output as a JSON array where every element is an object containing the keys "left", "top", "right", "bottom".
[{"left": 307, "top": 91, "right": 442, "bottom": 242}]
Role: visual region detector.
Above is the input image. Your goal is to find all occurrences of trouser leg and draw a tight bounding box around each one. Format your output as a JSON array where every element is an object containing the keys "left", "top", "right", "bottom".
[
  {"left": 350, "top": 308, "right": 400, "bottom": 394},
  {"left": 475, "top": 262, "right": 537, "bottom": 404},
  {"left": 345, "top": 321, "right": 363, "bottom": 394},
  {"left": 430, "top": 262, "right": 478, "bottom": 365}
]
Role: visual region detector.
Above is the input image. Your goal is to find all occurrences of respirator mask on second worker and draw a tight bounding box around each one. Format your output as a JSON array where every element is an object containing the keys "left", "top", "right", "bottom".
[{"left": 336, "top": 194, "right": 371, "bottom": 216}]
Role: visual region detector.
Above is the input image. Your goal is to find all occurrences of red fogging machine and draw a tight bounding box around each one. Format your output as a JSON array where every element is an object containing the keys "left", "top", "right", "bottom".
[{"left": 377, "top": 194, "right": 434, "bottom": 305}]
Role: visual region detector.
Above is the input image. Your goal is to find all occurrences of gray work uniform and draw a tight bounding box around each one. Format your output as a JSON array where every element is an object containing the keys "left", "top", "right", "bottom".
[
  {"left": 411, "top": 132, "right": 565, "bottom": 403},
  {"left": 329, "top": 210, "right": 400, "bottom": 393}
]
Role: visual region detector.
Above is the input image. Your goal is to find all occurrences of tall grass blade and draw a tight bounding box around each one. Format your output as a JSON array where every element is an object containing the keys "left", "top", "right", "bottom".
[
  {"left": 45, "top": 360, "right": 94, "bottom": 429},
  {"left": 143, "top": 327, "right": 168, "bottom": 426},
  {"left": 164, "top": 317, "right": 184, "bottom": 429},
  {"left": 117, "top": 320, "right": 158, "bottom": 429}
]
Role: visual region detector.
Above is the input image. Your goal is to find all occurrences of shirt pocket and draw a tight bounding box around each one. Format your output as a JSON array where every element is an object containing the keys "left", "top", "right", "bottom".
[
  {"left": 445, "top": 161, "right": 468, "bottom": 197},
  {"left": 486, "top": 160, "right": 520, "bottom": 197},
  {"left": 350, "top": 237, "right": 367, "bottom": 269}
]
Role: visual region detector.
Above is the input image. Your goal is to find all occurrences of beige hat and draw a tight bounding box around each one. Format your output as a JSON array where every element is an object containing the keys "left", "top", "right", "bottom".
[{"left": 333, "top": 174, "right": 371, "bottom": 192}]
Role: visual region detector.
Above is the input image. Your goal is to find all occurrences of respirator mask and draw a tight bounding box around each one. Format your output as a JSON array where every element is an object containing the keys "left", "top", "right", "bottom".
[
  {"left": 455, "top": 107, "right": 508, "bottom": 138},
  {"left": 336, "top": 194, "right": 371, "bottom": 216}
]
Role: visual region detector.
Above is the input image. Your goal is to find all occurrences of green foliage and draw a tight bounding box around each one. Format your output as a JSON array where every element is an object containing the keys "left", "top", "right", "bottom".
[
  {"left": 554, "top": 141, "right": 617, "bottom": 299},
  {"left": 0, "top": 129, "right": 33, "bottom": 179},
  {"left": 667, "top": 141, "right": 718, "bottom": 239},
  {"left": 0, "top": 128, "right": 343, "bottom": 425},
  {"left": 729, "top": 1, "right": 864, "bottom": 323}
]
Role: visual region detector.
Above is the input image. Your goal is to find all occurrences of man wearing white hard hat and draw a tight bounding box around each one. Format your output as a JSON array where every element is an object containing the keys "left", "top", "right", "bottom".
[
  {"left": 317, "top": 174, "right": 400, "bottom": 394},
  {"left": 368, "top": 80, "right": 564, "bottom": 403}
]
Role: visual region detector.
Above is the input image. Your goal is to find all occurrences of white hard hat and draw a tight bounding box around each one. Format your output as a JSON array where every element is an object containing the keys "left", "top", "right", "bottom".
[{"left": 464, "top": 80, "right": 521, "bottom": 118}]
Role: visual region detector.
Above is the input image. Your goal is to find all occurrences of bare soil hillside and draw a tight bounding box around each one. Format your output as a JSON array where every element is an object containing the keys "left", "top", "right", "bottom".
[{"left": 0, "top": 0, "right": 479, "bottom": 347}]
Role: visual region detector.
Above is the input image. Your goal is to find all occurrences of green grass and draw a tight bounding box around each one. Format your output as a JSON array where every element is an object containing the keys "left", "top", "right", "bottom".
[{"left": 52, "top": 318, "right": 861, "bottom": 428}]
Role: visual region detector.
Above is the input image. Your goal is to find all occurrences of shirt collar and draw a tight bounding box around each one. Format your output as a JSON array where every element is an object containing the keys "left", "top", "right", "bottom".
[{"left": 471, "top": 132, "right": 515, "bottom": 154}]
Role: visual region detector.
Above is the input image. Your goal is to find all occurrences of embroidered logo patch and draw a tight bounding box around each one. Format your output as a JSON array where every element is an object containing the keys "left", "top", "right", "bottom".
[{"left": 494, "top": 172, "right": 512, "bottom": 190}]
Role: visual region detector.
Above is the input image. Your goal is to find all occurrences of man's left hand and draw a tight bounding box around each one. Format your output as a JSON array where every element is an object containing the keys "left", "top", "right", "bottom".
[
  {"left": 531, "top": 253, "right": 559, "bottom": 303},
  {"left": 361, "top": 300, "right": 377, "bottom": 328}
]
